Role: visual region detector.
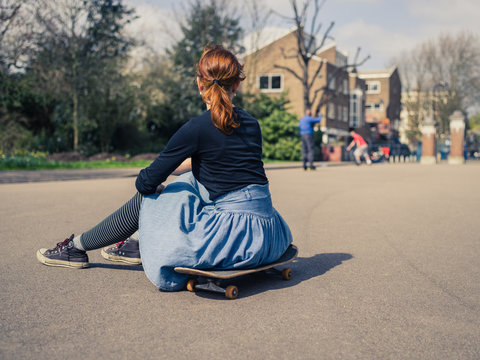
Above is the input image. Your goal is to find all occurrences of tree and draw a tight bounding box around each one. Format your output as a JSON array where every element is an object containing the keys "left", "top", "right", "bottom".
[
  {"left": 394, "top": 31, "right": 480, "bottom": 138},
  {"left": 36, "top": 0, "right": 135, "bottom": 151},
  {"left": 153, "top": 0, "right": 244, "bottom": 139},
  {"left": 241, "top": 91, "right": 290, "bottom": 120},
  {"left": 240, "top": 91, "right": 300, "bottom": 160},
  {"left": 273, "top": 0, "right": 369, "bottom": 114},
  {"left": 241, "top": 0, "right": 273, "bottom": 91},
  {"left": 12, "top": 0, "right": 136, "bottom": 153},
  {"left": 0, "top": 0, "right": 138, "bottom": 154},
  {"left": 0, "top": 0, "right": 37, "bottom": 73},
  {"left": 259, "top": 109, "right": 301, "bottom": 160}
]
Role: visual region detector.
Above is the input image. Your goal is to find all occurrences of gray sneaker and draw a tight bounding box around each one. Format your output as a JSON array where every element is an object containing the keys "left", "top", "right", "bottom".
[
  {"left": 36, "top": 234, "right": 89, "bottom": 269},
  {"left": 101, "top": 238, "right": 141, "bottom": 265}
]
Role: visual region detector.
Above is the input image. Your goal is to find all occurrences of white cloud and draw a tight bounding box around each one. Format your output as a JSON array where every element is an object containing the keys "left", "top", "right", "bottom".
[
  {"left": 407, "top": 0, "right": 480, "bottom": 40},
  {"left": 337, "top": 0, "right": 380, "bottom": 3},
  {"left": 407, "top": 0, "right": 480, "bottom": 27},
  {"left": 334, "top": 18, "right": 414, "bottom": 69},
  {"left": 125, "top": 1, "right": 179, "bottom": 67}
]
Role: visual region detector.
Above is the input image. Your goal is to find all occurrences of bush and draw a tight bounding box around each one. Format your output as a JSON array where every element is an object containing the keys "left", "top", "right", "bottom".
[
  {"left": 259, "top": 109, "right": 301, "bottom": 161},
  {"left": 0, "top": 150, "right": 51, "bottom": 170}
]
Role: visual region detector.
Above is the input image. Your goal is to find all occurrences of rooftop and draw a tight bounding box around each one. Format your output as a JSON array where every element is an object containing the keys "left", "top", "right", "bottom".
[{"left": 358, "top": 66, "right": 397, "bottom": 79}]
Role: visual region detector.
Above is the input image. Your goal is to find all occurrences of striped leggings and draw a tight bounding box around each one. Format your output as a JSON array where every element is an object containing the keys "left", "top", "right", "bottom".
[{"left": 79, "top": 193, "right": 142, "bottom": 251}]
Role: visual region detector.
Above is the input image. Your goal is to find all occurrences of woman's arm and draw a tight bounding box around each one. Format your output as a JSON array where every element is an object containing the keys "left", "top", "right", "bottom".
[
  {"left": 136, "top": 123, "right": 197, "bottom": 195},
  {"left": 154, "top": 158, "right": 191, "bottom": 194},
  {"left": 171, "top": 158, "right": 192, "bottom": 176}
]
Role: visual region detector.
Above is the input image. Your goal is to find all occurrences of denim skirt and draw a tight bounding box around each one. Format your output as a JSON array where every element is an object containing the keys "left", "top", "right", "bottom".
[{"left": 138, "top": 172, "right": 292, "bottom": 291}]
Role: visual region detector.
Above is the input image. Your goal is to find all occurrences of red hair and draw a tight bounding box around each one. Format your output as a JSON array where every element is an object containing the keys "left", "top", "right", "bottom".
[{"left": 196, "top": 45, "right": 245, "bottom": 135}]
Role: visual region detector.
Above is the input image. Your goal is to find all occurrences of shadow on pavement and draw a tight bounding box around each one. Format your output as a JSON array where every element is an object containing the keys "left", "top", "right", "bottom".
[
  {"left": 192, "top": 252, "right": 353, "bottom": 300},
  {"left": 89, "top": 263, "right": 144, "bottom": 271}
]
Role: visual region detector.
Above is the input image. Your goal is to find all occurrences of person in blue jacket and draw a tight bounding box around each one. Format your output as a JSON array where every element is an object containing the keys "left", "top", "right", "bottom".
[
  {"left": 299, "top": 109, "right": 321, "bottom": 170},
  {"left": 35, "top": 45, "right": 293, "bottom": 292}
]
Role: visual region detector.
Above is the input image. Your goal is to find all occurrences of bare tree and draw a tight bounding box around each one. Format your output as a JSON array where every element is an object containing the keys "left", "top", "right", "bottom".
[
  {"left": 272, "top": 0, "right": 369, "bottom": 114},
  {"left": 32, "top": 0, "right": 91, "bottom": 150},
  {"left": 241, "top": 0, "right": 273, "bottom": 90},
  {"left": 312, "top": 46, "right": 369, "bottom": 117},
  {"left": 394, "top": 31, "right": 480, "bottom": 138},
  {"left": 0, "top": 0, "right": 37, "bottom": 72},
  {"left": 393, "top": 48, "right": 431, "bottom": 143}
]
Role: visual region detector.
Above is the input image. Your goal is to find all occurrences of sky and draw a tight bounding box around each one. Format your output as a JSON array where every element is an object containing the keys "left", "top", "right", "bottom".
[{"left": 125, "top": 0, "right": 480, "bottom": 70}]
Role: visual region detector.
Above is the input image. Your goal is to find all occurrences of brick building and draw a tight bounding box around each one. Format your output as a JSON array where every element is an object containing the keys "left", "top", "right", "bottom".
[
  {"left": 358, "top": 67, "right": 402, "bottom": 140},
  {"left": 241, "top": 30, "right": 353, "bottom": 143},
  {"left": 348, "top": 69, "right": 368, "bottom": 139}
]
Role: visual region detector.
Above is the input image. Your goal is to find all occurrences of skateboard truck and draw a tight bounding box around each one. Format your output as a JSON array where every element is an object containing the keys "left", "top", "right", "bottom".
[
  {"left": 187, "top": 278, "right": 239, "bottom": 299},
  {"left": 184, "top": 266, "right": 294, "bottom": 299},
  {"left": 176, "top": 244, "right": 298, "bottom": 300}
]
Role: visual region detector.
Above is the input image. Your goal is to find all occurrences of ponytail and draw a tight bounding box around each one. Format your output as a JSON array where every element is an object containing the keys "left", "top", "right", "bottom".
[{"left": 196, "top": 45, "right": 245, "bottom": 135}]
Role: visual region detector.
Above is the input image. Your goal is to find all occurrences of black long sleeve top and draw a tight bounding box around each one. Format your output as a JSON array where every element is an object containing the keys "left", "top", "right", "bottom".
[{"left": 135, "top": 107, "right": 268, "bottom": 200}]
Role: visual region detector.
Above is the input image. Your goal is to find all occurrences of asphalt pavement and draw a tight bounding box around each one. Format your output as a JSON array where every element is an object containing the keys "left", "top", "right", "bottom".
[{"left": 1, "top": 162, "right": 479, "bottom": 359}]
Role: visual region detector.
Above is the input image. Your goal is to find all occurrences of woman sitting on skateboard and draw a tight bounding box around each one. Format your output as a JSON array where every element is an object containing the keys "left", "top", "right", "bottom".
[{"left": 36, "top": 44, "right": 293, "bottom": 291}]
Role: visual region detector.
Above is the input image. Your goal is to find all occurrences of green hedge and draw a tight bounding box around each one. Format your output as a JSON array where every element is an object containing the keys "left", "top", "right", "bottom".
[{"left": 0, "top": 151, "right": 151, "bottom": 170}]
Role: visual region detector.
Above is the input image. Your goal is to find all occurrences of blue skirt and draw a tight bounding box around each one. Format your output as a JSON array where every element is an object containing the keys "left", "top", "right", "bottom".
[{"left": 138, "top": 172, "right": 293, "bottom": 291}]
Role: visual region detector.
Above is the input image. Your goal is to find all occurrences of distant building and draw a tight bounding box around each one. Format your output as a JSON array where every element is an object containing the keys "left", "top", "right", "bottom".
[
  {"left": 358, "top": 67, "right": 402, "bottom": 140},
  {"left": 348, "top": 69, "right": 369, "bottom": 139},
  {"left": 241, "top": 29, "right": 354, "bottom": 143}
]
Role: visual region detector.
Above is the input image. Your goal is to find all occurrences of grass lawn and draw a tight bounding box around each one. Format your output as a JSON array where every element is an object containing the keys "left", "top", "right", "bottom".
[
  {"left": 0, "top": 153, "right": 291, "bottom": 171},
  {"left": 0, "top": 154, "right": 152, "bottom": 171}
]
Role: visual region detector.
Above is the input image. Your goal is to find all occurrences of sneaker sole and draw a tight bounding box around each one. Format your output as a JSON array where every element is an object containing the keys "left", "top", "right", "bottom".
[
  {"left": 100, "top": 248, "right": 142, "bottom": 265},
  {"left": 36, "top": 249, "right": 89, "bottom": 269}
]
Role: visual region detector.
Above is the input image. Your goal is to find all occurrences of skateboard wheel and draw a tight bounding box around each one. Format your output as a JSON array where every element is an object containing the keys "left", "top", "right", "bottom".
[
  {"left": 282, "top": 268, "right": 293, "bottom": 280},
  {"left": 225, "top": 285, "right": 238, "bottom": 299},
  {"left": 186, "top": 279, "right": 197, "bottom": 292}
]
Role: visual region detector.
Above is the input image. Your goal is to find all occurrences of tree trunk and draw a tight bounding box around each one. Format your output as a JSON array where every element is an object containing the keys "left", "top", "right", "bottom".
[
  {"left": 72, "top": 87, "right": 78, "bottom": 151},
  {"left": 303, "top": 61, "right": 310, "bottom": 113}
]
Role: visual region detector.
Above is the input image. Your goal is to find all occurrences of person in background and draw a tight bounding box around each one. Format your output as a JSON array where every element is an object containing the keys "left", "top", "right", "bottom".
[
  {"left": 299, "top": 109, "right": 321, "bottom": 170},
  {"left": 346, "top": 128, "right": 372, "bottom": 165}
]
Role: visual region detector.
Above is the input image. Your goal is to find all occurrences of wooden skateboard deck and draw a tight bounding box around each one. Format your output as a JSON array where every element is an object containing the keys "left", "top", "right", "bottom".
[{"left": 174, "top": 244, "right": 298, "bottom": 299}]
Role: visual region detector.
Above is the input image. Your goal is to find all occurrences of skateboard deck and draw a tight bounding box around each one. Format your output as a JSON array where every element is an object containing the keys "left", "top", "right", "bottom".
[{"left": 174, "top": 244, "right": 298, "bottom": 299}]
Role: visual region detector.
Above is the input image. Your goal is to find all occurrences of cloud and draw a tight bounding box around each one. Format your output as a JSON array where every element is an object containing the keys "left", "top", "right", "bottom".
[
  {"left": 407, "top": 0, "right": 480, "bottom": 28},
  {"left": 337, "top": 0, "right": 380, "bottom": 3},
  {"left": 406, "top": 0, "right": 480, "bottom": 42},
  {"left": 334, "top": 18, "right": 413, "bottom": 69},
  {"left": 125, "top": 1, "right": 179, "bottom": 59}
]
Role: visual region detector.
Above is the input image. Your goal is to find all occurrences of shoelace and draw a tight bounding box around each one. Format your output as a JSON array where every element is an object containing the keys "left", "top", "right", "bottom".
[
  {"left": 53, "top": 235, "right": 74, "bottom": 251},
  {"left": 114, "top": 240, "right": 126, "bottom": 249}
]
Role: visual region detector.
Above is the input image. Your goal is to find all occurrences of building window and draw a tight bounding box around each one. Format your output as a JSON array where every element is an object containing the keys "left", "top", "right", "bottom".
[
  {"left": 350, "top": 89, "right": 363, "bottom": 127},
  {"left": 328, "top": 76, "right": 336, "bottom": 90},
  {"left": 365, "top": 102, "right": 384, "bottom": 112},
  {"left": 257, "top": 74, "right": 283, "bottom": 92},
  {"left": 343, "top": 106, "right": 348, "bottom": 122},
  {"left": 327, "top": 103, "right": 335, "bottom": 119},
  {"left": 343, "top": 79, "right": 349, "bottom": 94},
  {"left": 366, "top": 81, "right": 380, "bottom": 94},
  {"left": 352, "top": 115, "right": 358, "bottom": 128},
  {"left": 259, "top": 76, "right": 269, "bottom": 89}
]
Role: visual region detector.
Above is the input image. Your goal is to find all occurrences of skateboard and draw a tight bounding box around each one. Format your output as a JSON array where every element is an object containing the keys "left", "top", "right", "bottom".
[{"left": 174, "top": 244, "right": 298, "bottom": 299}]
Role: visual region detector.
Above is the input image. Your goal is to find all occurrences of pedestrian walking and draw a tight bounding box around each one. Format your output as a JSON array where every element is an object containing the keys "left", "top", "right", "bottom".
[
  {"left": 346, "top": 128, "right": 372, "bottom": 165},
  {"left": 36, "top": 45, "right": 293, "bottom": 292},
  {"left": 299, "top": 109, "right": 321, "bottom": 170}
]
